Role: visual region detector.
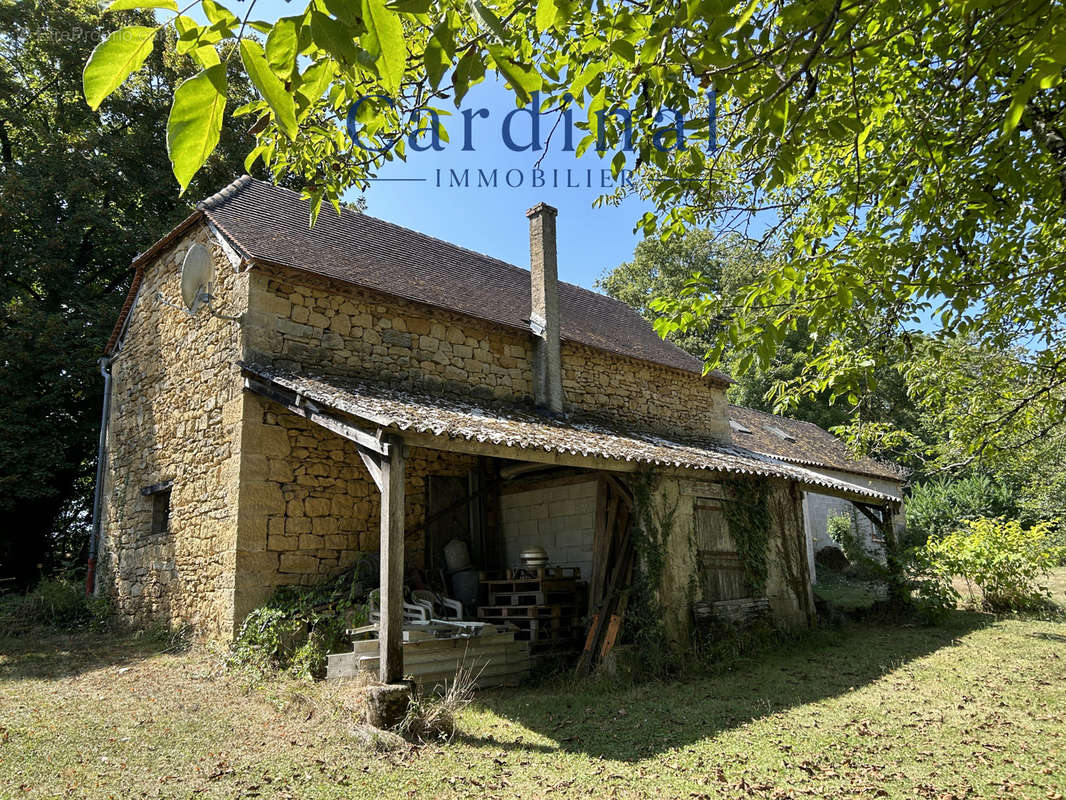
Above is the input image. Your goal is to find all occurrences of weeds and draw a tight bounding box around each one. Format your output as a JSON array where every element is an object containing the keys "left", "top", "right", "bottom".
[
  {"left": 0, "top": 579, "right": 110, "bottom": 636},
  {"left": 396, "top": 665, "right": 478, "bottom": 743}
]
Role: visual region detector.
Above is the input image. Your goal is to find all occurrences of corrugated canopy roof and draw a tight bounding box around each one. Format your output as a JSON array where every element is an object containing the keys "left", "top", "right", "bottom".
[
  {"left": 191, "top": 176, "right": 729, "bottom": 382},
  {"left": 728, "top": 405, "right": 905, "bottom": 482},
  {"left": 241, "top": 361, "right": 901, "bottom": 505}
]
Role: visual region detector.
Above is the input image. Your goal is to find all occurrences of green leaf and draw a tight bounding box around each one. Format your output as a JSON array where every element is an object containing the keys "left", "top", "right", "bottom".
[
  {"left": 487, "top": 45, "right": 541, "bottom": 104},
  {"left": 191, "top": 44, "right": 220, "bottom": 68},
  {"left": 1002, "top": 86, "right": 1031, "bottom": 136},
  {"left": 83, "top": 26, "right": 157, "bottom": 111},
  {"left": 295, "top": 60, "right": 334, "bottom": 108},
  {"left": 201, "top": 0, "right": 238, "bottom": 28},
  {"left": 310, "top": 10, "right": 359, "bottom": 65},
  {"left": 323, "top": 0, "right": 363, "bottom": 27},
  {"left": 731, "top": 0, "right": 759, "bottom": 33},
  {"left": 266, "top": 17, "right": 299, "bottom": 78},
  {"left": 239, "top": 39, "right": 297, "bottom": 139},
  {"left": 106, "top": 0, "right": 177, "bottom": 10},
  {"left": 244, "top": 144, "right": 267, "bottom": 172},
  {"left": 468, "top": 0, "right": 506, "bottom": 38},
  {"left": 167, "top": 63, "right": 227, "bottom": 193},
  {"left": 534, "top": 0, "right": 556, "bottom": 32},
  {"left": 387, "top": 0, "right": 432, "bottom": 11},
  {"left": 570, "top": 61, "right": 602, "bottom": 97},
  {"left": 363, "top": 0, "right": 406, "bottom": 94},
  {"left": 424, "top": 33, "right": 449, "bottom": 89},
  {"left": 609, "top": 39, "right": 635, "bottom": 63}
]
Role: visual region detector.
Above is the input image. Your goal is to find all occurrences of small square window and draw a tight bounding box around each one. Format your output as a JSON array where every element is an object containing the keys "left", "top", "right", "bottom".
[{"left": 151, "top": 489, "right": 171, "bottom": 536}]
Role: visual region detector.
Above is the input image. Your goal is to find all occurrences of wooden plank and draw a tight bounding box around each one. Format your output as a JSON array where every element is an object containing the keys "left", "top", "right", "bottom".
[
  {"left": 357, "top": 449, "right": 383, "bottom": 492},
  {"left": 392, "top": 429, "right": 641, "bottom": 473},
  {"left": 245, "top": 377, "right": 388, "bottom": 456},
  {"left": 379, "top": 434, "right": 405, "bottom": 684},
  {"left": 500, "top": 471, "right": 603, "bottom": 496},
  {"left": 602, "top": 473, "right": 634, "bottom": 509},
  {"left": 589, "top": 479, "right": 611, "bottom": 608}
]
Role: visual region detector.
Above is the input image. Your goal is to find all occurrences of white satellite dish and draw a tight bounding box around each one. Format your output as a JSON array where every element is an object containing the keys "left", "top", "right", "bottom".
[{"left": 179, "top": 243, "right": 213, "bottom": 313}]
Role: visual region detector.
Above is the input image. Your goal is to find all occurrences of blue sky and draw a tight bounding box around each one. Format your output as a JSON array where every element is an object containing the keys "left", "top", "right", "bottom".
[
  {"left": 188, "top": 1, "right": 657, "bottom": 291},
  {"left": 351, "top": 79, "right": 655, "bottom": 291}
]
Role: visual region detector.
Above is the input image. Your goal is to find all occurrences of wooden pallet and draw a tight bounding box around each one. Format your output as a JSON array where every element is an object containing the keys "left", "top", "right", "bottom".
[
  {"left": 479, "top": 566, "right": 581, "bottom": 581},
  {"left": 482, "top": 577, "right": 579, "bottom": 595},
  {"left": 477, "top": 604, "right": 578, "bottom": 619},
  {"left": 487, "top": 589, "right": 580, "bottom": 606}
]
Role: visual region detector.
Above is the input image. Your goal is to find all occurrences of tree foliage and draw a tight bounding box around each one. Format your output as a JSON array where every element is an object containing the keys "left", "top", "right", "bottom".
[
  {"left": 914, "top": 517, "right": 1063, "bottom": 613},
  {"left": 0, "top": 0, "right": 258, "bottom": 586},
  {"left": 80, "top": 0, "right": 1066, "bottom": 470}
]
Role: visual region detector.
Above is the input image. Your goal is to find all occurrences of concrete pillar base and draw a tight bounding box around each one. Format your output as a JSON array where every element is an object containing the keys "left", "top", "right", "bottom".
[{"left": 363, "top": 680, "right": 414, "bottom": 730}]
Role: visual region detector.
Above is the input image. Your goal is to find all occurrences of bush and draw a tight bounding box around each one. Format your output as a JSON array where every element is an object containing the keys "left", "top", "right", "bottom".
[
  {"left": 0, "top": 579, "right": 110, "bottom": 635},
  {"left": 229, "top": 563, "right": 370, "bottom": 680},
  {"left": 906, "top": 474, "right": 1018, "bottom": 547},
  {"left": 815, "top": 545, "right": 849, "bottom": 573},
  {"left": 913, "top": 517, "right": 1063, "bottom": 613},
  {"left": 826, "top": 512, "right": 863, "bottom": 562}
]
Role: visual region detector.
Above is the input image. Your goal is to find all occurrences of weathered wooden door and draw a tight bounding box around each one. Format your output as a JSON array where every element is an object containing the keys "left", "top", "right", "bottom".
[{"left": 694, "top": 496, "right": 752, "bottom": 602}]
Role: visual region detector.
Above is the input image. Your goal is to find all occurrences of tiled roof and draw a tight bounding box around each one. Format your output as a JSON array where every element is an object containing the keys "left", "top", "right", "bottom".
[
  {"left": 728, "top": 405, "right": 904, "bottom": 482},
  {"left": 190, "top": 176, "right": 729, "bottom": 381},
  {"left": 241, "top": 361, "right": 902, "bottom": 505}
]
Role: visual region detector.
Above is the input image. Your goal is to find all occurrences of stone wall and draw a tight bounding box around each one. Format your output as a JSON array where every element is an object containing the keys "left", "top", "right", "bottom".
[
  {"left": 649, "top": 472, "right": 814, "bottom": 646},
  {"left": 499, "top": 478, "right": 599, "bottom": 578},
  {"left": 244, "top": 264, "right": 730, "bottom": 441},
  {"left": 232, "top": 393, "right": 481, "bottom": 622},
  {"left": 100, "top": 224, "right": 248, "bottom": 636}
]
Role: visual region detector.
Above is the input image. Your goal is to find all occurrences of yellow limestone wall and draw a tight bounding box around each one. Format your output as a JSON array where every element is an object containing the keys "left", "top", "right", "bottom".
[
  {"left": 243, "top": 264, "right": 731, "bottom": 441},
  {"left": 100, "top": 225, "right": 248, "bottom": 637}
]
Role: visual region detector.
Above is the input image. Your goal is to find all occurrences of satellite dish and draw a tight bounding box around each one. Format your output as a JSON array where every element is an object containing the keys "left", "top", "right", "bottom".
[{"left": 180, "top": 244, "right": 213, "bottom": 313}]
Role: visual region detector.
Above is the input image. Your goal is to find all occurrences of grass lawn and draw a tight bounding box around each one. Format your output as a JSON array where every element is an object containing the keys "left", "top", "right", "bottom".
[
  {"left": 812, "top": 571, "right": 887, "bottom": 610},
  {"left": 3, "top": 608, "right": 1065, "bottom": 800}
]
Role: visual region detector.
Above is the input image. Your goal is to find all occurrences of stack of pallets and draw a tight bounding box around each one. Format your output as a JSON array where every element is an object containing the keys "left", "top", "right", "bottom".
[{"left": 477, "top": 567, "right": 584, "bottom": 657}]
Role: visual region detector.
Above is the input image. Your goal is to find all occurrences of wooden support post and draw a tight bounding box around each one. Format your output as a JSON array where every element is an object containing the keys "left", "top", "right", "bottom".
[
  {"left": 379, "top": 434, "right": 406, "bottom": 684},
  {"left": 852, "top": 501, "right": 906, "bottom": 608}
]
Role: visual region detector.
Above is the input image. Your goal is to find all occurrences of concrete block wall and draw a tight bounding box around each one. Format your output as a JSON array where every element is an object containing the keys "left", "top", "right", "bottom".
[
  {"left": 799, "top": 468, "right": 905, "bottom": 581},
  {"left": 499, "top": 479, "right": 599, "bottom": 578}
]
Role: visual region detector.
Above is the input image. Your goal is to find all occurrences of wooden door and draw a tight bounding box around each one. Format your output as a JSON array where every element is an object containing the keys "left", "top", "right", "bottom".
[{"left": 694, "top": 497, "right": 752, "bottom": 602}]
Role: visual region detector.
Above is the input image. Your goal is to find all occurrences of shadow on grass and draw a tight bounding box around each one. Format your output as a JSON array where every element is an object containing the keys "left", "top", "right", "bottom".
[
  {"left": 463, "top": 611, "right": 992, "bottom": 762},
  {"left": 0, "top": 627, "right": 182, "bottom": 681}
]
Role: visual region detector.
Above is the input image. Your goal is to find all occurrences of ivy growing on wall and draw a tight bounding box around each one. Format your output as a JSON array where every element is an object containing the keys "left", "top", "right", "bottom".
[
  {"left": 723, "top": 477, "right": 771, "bottom": 597},
  {"left": 625, "top": 469, "right": 678, "bottom": 671}
]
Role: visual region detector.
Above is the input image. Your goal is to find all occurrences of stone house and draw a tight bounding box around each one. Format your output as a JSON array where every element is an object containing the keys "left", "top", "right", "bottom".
[
  {"left": 727, "top": 407, "right": 907, "bottom": 579},
  {"left": 93, "top": 176, "right": 902, "bottom": 676}
]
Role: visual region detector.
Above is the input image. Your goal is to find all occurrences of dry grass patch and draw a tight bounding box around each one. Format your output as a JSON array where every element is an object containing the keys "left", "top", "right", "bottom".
[{"left": 2, "top": 609, "right": 1065, "bottom": 799}]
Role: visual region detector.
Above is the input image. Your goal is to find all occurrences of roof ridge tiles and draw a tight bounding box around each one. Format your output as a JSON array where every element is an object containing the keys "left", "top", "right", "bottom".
[{"left": 197, "top": 174, "right": 255, "bottom": 211}]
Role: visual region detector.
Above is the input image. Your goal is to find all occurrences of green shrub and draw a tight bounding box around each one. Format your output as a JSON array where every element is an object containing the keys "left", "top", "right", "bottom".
[
  {"left": 913, "top": 517, "right": 1063, "bottom": 613},
  {"left": 0, "top": 580, "right": 111, "bottom": 635},
  {"left": 229, "top": 564, "right": 370, "bottom": 680},
  {"left": 906, "top": 474, "right": 1017, "bottom": 547},
  {"left": 826, "top": 512, "right": 864, "bottom": 562}
]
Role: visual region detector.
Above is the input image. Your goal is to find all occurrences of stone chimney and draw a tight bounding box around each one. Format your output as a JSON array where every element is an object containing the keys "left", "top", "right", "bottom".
[{"left": 526, "top": 202, "right": 564, "bottom": 414}]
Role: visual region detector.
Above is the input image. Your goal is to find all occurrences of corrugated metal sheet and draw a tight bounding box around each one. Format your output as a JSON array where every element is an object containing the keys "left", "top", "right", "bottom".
[{"left": 241, "top": 361, "right": 901, "bottom": 505}]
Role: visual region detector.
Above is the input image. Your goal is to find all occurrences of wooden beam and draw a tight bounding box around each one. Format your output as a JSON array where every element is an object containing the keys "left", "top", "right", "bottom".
[
  {"left": 244, "top": 377, "right": 389, "bottom": 457},
  {"left": 358, "top": 449, "right": 383, "bottom": 493},
  {"left": 379, "top": 434, "right": 406, "bottom": 684},
  {"left": 393, "top": 429, "right": 640, "bottom": 473}
]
